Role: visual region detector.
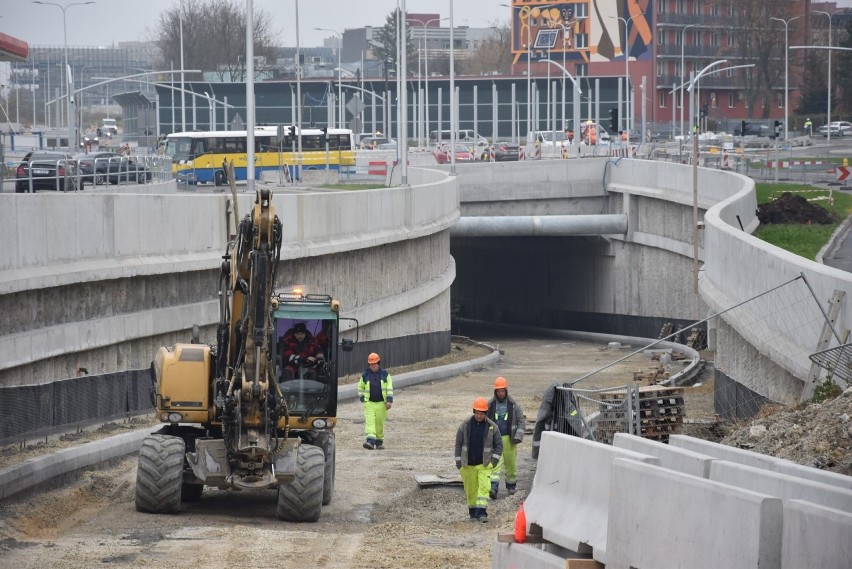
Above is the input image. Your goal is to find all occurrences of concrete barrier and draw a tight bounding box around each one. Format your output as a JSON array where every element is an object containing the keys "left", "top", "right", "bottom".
[
  {"left": 709, "top": 460, "right": 852, "bottom": 514},
  {"left": 781, "top": 500, "right": 852, "bottom": 569},
  {"left": 606, "top": 458, "right": 782, "bottom": 569},
  {"left": 669, "top": 434, "right": 852, "bottom": 491},
  {"left": 612, "top": 432, "right": 715, "bottom": 478},
  {"left": 524, "top": 432, "right": 659, "bottom": 563},
  {"left": 491, "top": 542, "right": 569, "bottom": 569}
]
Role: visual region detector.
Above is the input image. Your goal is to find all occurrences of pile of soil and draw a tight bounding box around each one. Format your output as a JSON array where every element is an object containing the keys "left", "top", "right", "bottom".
[{"left": 757, "top": 192, "right": 836, "bottom": 225}]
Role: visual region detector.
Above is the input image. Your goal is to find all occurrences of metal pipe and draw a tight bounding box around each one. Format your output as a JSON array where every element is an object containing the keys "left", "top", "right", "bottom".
[{"left": 451, "top": 214, "right": 628, "bottom": 237}]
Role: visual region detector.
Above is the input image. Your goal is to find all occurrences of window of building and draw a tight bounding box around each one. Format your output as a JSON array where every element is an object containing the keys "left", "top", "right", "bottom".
[
  {"left": 692, "top": 0, "right": 701, "bottom": 15},
  {"left": 658, "top": 31, "right": 666, "bottom": 46},
  {"left": 711, "top": 93, "right": 718, "bottom": 108},
  {"left": 711, "top": 32, "right": 719, "bottom": 47},
  {"left": 575, "top": 34, "right": 588, "bottom": 49},
  {"left": 677, "top": 0, "right": 685, "bottom": 15},
  {"left": 693, "top": 31, "right": 701, "bottom": 46},
  {"left": 777, "top": 93, "right": 783, "bottom": 108},
  {"left": 659, "top": 91, "right": 667, "bottom": 108},
  {"left": 729, "top": 92, "right": 735, "bottom": 108},
  {"left": 712, "top": 2, "right": 719, "bottom": 16},
  {"left": 575, "top": 3, "right": 587, "bottom": 18},
  {"left": 728, "top": 32, "right": 735, "bottom": 47},
  {"left": 728, "top": 2, "right": 735, "bottom": 17},
  {"left": 659, "top": 0, "right": 666, "bottom": 14},
  {"left": 575, "top": 63, "right": 588, "bottom": 76}
]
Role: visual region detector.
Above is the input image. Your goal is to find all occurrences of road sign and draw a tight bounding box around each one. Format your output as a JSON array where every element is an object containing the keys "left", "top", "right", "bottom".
[
  {"left": 346, "top": 95, "right": 364, "bottom": 117},
  {"left": 837, "top": 166, "right": 850, "bottom": 182}
]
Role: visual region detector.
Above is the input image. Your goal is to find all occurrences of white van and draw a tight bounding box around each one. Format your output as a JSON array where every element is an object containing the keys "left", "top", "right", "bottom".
[
  {"left": 101, "top": 118, "right": 118, "bottom": 135},
  {"left": 429, "top": 129, "right": 488, "bottom": 152}
]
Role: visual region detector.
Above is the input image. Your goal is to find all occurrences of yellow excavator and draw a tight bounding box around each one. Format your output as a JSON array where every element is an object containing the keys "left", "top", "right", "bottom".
[{"left": 135, "top": 188, "right": 352, "bottom": 521}]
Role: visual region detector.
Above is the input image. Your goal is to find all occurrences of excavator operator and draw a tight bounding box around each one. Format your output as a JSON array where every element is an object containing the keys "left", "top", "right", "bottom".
[{"left": 279, "top": 322, "right": 324, "bottom": 381}]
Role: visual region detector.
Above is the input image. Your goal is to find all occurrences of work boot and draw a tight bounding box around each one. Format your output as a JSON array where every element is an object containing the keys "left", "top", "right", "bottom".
[
  {"left": 468, "top": 507, "right": 478, "bottom": 521},
  {"left": 479, "top": 509, "right": 489, "bottom": 523},
  {"left": 363, "top": 438, "right": 375, "bottom": 450},
  {"left": 489, "top": 482, "right": 498, "bottom": 500},
  {"left": 507, "top": 483, "right": 516, "bottom": 496},
  {"left": 375, "top": 439, "right": 384, "bottom": 450}
]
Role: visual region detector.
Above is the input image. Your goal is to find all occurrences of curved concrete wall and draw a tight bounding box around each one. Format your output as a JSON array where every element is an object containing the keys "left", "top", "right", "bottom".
[{"left": 0, "top": 167, "right": 457, "bottom": 387}]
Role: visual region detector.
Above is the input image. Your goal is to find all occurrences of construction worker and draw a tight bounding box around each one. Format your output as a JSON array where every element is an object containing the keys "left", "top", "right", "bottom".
[
  {"left": 804, "top": 117, "right": 813, "bottom": 137},
  {"left": 487, "top": 377, "right": 525, "bottom": 498},
  {"left": 357, "top": 352, "right": 393, "bottom": 450},
  {"left": 455, "top": 397, "right": 503, "bottom": 523}
]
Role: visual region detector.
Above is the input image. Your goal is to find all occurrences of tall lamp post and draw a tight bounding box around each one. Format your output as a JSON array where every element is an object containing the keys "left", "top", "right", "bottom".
[
  {"left": 679, "top": 23, "right": 696, "bottom": 139},
  {"left": 32, "top": 0, "right": 94, "bottom": 149},
  {"left": 315, "top": 27, "right": 343, "bottom": 130},
  {"left": 407, "top": 17, "right": 447, "bottom": 147},
  {"left": 770, "top": 16, "right": 801, "bottom": 141},
  {"left": 610, "top": 13, "right": 644, "bottom": 139},
  {"left": 815, "top": 10, "right": 837, "bottom": 144}
]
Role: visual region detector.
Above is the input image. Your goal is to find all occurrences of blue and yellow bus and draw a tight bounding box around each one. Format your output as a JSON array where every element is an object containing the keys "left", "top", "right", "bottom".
[{"left": 165, "top": 126, "right": 356, "bottom": 185}]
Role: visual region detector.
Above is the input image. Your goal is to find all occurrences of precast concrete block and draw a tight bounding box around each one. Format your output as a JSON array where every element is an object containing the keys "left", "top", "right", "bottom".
[
  {"left": 606, "top": 458, "right": 782, "bottom": 569},
  {"left": 709, "top": 460, "right": 852, "bottom": 514},
  {"left": 670, "top": 434, "right": 852, "bottom": 491},
  {"left": 525, "top": 432, "right": 659, "bottom": 564},
  {"left": 781, "top": 499, "right": 852, "bottom": 569},
  {"left": 613, "top": 432, "right": 715, "bottom": 478},
  {"left": 491, "top": 540, "right": 568, "bottom": 569}
]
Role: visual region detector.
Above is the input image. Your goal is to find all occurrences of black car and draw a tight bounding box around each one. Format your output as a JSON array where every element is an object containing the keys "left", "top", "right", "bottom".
[
  {"left": 73, "top": 151, "right": 122, "bottom": 186},
  {"left": 106, "top": 156, "right": 151, "bottom": 184},
  {"left": 481, "top": 141, "right": 520, "bottom": 162},
  {"left": 15, "top": 151, "right": 78, "bottom": 193}
]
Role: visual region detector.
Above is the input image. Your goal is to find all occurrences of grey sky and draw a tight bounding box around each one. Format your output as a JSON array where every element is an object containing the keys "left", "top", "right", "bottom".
[{"left": 1, "top": 0, "right": 509, "bottom": 49}]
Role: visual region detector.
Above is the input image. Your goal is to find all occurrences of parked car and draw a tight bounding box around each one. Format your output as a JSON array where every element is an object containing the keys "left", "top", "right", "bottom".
[
  {"left": 481, "top": 141, "right": 520, "bottom": 162},
  {"left": 73, "top": 151, "right": 122, "bottom": 186},
  {"left": 433, "top": 143, "right": 476, "bottom": 164},
  {"left": 15, "top": 151, "right": 78, "bottom": 193},
  {"left": 359, "top": 135, "right": 391, "bottom": 149},
  {"left": 106, "top": 156, "right": 151, "bottom": 184},
  {"left": 429, "top": 129, "right": 489, "bottom": 154},
  {"left": 734, "top": 123, "right": 769, "bottom": 137},
  {"left": 819, "top": 121, "right": 852, "bottom": 137}
]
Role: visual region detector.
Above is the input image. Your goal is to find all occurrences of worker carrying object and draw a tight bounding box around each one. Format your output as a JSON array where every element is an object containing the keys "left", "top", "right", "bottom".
[
  {"left": 455, "top": 397, "right": 503, "bottom": 523},
  {"left": 487, "top": 377, "right": 525, "bottom": 498},
  {"left": 357, "top": 352, "right": 394, "bottom": 450},
  {"left": 804, "top": 118, "right": 813, "bottom": 137}
]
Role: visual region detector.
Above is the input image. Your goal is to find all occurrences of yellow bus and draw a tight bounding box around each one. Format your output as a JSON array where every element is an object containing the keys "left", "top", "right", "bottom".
[{"left": 165, "top": 126, "right": 356, "bottom": 185}]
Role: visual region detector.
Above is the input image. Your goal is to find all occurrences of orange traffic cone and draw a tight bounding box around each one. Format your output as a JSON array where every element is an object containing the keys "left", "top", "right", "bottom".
[{"left": 514, "top": 501, "right": 527, "bottom": 543}]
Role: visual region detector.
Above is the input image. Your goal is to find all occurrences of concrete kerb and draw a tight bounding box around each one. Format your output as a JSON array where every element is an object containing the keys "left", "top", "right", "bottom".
[
  {"left": 0, "top": 339, "right": 500, "bottom": 503},
  {"left": 816, "top": 211, "right": 852, "bottom": 264}
]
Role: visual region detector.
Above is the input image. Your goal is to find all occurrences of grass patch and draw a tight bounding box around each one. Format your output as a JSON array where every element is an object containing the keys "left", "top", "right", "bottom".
[{"left": 753, "top": 183, "right": 852, "bottom": 260}]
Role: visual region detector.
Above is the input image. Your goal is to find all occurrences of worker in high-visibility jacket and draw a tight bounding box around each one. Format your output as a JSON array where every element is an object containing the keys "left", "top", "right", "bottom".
[
  {"left": 455, "top": 397, "right": 503, "bottom": 523},
  {"left": 357, "top": 352, "right": 393, "bottom": 450},
  {"left": 487, "top": 377, "right": 525, "bottom": 498}
]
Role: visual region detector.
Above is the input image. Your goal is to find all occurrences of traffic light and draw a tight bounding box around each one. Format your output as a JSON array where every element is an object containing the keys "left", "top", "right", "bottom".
[
  {"left": 288, "top": 125, "right": 297, "bottom": 139},
  {"left": 609, "top": 107, "right": 619, "bottom": 132},
  {"left": 740, "top": 120, "right": 747, "bottom": 136},
  {"left": 700, "top": 102, "right": 709, "bottom": 118},
  {"left": 320, "top": 127, "right": 328, "bottom": 145}
]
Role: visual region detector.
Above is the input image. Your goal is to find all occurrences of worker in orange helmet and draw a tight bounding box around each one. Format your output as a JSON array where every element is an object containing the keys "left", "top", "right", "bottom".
[
  {"left": 357, "top": 352, "right": 393, "bottom": 450},
  {"left": 455, "top": 397, "right": 503, "bottom": 523},
  {"left": 487, "top": 376, "right": 525, "bottom": 498}
]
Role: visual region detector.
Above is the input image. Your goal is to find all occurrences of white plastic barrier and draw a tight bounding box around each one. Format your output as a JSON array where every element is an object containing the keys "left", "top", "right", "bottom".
[
  {"left": 612, "top": 432, "right": 715, "bottom": 478},
  {"left": 606, "top": 458, "right": 783, "bottom": 569},
  {"left": 524, "top": 432, "right": 659, "bottom": 563},
  {"left": 781, "top": 500, "right": 852, "bottom": 569},
  {"left": 709, "top": 460, "right": 852, "bottom": 514},
  {"left": 669, "top": 434, "right": 852, "bottom": 491}
]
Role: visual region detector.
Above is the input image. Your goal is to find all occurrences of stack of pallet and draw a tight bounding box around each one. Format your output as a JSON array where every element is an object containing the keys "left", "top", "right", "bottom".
[{"left": 636, "top": 386, "right": 685, "bottom": 443}]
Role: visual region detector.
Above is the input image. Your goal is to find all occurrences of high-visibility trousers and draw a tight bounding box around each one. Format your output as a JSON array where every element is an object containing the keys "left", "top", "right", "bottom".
[
  {"left": 490, "top": 435, "right": 518, "bottom": 486},
  {"left": 363, "top": 400, "right": 388, "bottom": 441},
  {"left": 460, "top": 463, "right": 493, "bottom": 509}
]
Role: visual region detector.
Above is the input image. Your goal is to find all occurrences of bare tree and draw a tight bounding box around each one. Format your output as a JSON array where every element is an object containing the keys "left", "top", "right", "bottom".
[
  {"left": 461, "top": 21, "right": 512, "bottom": 76},
  {"left": 153, "top": 0, "right": 279, "bottom": 82},
  {"left": 732, "top": 0, "right": 787, "bottom": 119}
]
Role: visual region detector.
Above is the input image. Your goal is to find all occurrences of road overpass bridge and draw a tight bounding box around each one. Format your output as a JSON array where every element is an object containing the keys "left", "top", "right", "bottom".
[{"left": 1, "top": 157, "right": 850, "bottom": 444}]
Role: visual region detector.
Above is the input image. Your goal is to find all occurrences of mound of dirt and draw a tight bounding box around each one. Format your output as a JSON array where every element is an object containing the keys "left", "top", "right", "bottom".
[
  {"left": 757, "top": 192, "right": 836, "bottom": 225},
  {"left": 719, "top": 388, "right": 852, "bottom": 476}
]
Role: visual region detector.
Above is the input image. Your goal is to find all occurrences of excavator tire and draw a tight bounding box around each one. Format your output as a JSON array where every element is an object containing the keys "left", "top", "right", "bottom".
[
  {"left": 276, "top": 444, "right": 324, "bottom": 522},
  {"left": 322, "top": 434, "right": 336, "bottom": 506},
  {"left": 135, "top": 434, "right": 185, "bottom": 514}
]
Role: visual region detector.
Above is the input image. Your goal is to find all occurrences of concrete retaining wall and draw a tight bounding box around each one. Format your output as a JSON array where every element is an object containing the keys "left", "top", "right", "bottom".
[
  {"left": 782, "top": 500, "right": 852, "bottom": 569},
  {"left": 524, "top": 431, "right": 659, "bottom": 563},
  {"left": 606, "top": 458, "right": 783, "bottom": 569},
  {"left": 669, "top": 434, "right": 852, "bottom": 491}
]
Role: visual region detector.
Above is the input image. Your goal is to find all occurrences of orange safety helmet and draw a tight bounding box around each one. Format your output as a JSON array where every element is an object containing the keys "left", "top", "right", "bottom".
[
  {"left": 367, "top": 352, "right": 381, "bottom": 364},
  {"left": 493, "top": 377, "right": 509, "bottom": 390},
  {"left": 473, "top": 397, "right": 489, "bottom": 412}
]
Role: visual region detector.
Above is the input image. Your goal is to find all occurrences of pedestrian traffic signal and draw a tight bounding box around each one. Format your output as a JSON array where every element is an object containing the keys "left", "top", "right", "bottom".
[{"left": 609, "top": 108, "right": 619, "bottom": 132}]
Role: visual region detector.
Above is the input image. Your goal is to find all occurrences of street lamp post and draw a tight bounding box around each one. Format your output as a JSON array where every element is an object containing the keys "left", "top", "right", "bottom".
[
  {"left": 407, "top": 17, "right": 447, "bottom": 147},
  {"left": 32, "top": 0, "right": 94, "bottom": 149},
  {"left": 815, "top": 10, "right": 836, "bottom": 144},
  {"left": 611, "top": 13, "right": 644, "bottom": 139},
  {"left": 315, "top": 28, "right": 343, "bottom": 130},
  {"left": 770, "top": 16, "right": 801, "bottom": 141},
  {"left": 680, "top": 23, "right": 696, "bottom": 139}
]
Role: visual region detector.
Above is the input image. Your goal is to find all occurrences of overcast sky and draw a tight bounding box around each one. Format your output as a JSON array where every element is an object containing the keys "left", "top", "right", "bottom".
[{"left": 1, "top": 0, "right": 508, "bottom": 49}]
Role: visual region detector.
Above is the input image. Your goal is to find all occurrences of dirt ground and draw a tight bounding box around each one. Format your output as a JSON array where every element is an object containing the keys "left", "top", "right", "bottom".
[
  {"left": 0, "top": 330, "right": 849, "bottom": 568},
  {"left": 756, "top": 192, "right": 837, "bottom": 225}
]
